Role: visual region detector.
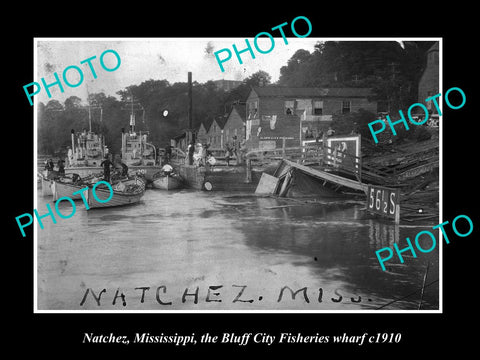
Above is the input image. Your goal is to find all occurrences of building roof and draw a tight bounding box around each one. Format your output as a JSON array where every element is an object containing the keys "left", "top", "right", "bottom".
[
  {"left": 251, "top": 86, "right": 373, "bottom": 98},
  {"left": 213, "top": 116, "right": 228, "bottom": 130},
  {"left": 201, "top": 116, "right": 228, "bottom": 133},
  {"left": 198, "top": 118, "right": 213, "bottom": 132},
  {"left": 229, "top": 103, "right": 246, "bottom": 121}
]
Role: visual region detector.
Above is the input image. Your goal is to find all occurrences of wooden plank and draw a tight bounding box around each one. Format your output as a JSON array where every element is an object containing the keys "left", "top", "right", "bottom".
[
  {"left": 278, "top": 169, "right": 292, "bottom": 197},
  {"left": 255, "top": 173, "right": 280, "bottom": 195},
  {"left": 396, "top": 160, "right": 439, "bottom": 181},
  {"left": 363, "top": 142, "right": 438, "bottom": 166},
  {"left": 273, "top": 161, "right": 291, "bottom": 178},
  {"left": 282, "top": 159, "right": 368, "bottom": 193}
]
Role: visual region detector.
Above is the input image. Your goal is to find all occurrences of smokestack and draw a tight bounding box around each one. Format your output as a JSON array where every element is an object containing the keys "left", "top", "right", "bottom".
[{"left": 188, "top": 72, "right": 193, "bottom": 130}]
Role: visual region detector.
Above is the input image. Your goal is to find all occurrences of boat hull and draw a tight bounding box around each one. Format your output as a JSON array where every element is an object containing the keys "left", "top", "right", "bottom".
[
  {"left": 39, "top": 170, "right": 59, "bottom": 197},
  {"left": 127, "top": 165, "right": 163, "bottom": 183},
  {"left": 177, "top": 164, "right": 260, "bottom": 192},
  {"left": 52, "top": 181, "right": 86, "bottom": 201},
  {"left": 41, "top": 177, "right": 54, "bottom": 197},
  {"left": 152, "top": 175, "right": 182, "bottom": 190},
  {"left": 86, "top": 180, "right": 145, "bottom": 209}
]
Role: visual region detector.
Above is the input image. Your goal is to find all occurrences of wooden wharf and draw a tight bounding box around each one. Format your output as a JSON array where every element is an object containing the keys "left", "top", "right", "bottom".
[
  {"left": 172, "top": 136, "right": 439, "bottom": 222},
  {"left": 249, "top": 137, "right": 439, "bottom": 223},
  {"left": 247, "top": 137, "right": 439, "bottom": 193}
]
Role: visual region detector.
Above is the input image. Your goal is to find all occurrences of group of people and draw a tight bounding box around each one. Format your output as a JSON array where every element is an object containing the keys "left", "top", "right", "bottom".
[
  {"left": 185, "top": 139, "right": 244, "bottom": 167},
  {"left": 187, "top": 141, "right": 215, "bottom": 167},
  {"left": 44, "top": 158, "right": 65, "bottom": 176},
  {"left": 100, "top": 154, "right": 129, "bottom": 183},
  {"left": 304, "top": 126, "right": 336, "bottom": 141}
]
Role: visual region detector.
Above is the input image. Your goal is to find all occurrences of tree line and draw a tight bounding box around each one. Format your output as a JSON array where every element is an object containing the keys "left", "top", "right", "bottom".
[
  {"left": 37, "top": 71, "right": 272, "bottom": 156},
  {"left": 278, "top": 40, "right": 436, "bottom": 112},
  {"left": 38, "top": 41, "right": 435, "bottom": 155}
]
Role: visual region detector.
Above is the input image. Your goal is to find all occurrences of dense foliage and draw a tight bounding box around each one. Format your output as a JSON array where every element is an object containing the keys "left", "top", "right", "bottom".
[{"left": 37, "top": 71, "right": 271, "bottom": 155}]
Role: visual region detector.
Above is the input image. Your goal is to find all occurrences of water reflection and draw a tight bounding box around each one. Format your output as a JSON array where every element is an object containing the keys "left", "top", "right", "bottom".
[{"left": 36, "top": 190, "right": 439, "bottom": 311}]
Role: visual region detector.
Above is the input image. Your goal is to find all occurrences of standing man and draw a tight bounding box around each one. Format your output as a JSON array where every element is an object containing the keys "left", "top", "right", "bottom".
[
  {"left": 45, "top": 158, "right": 54, "bottom": 171},
  {"left": 101, "top": 155, "right": 113, "bottom": 182},
  {"left": 232, "top": 136, "right": 239, "bottom": 165},
  {"left": 120, "top": 161, "right": 129, "bottom": 177},
  {"left": 164, "top": 143, "right": 172, "bottom": 164},
  {"left": 57, "top": 158, "right": 65, "bottom": 176},
  {"left": 225, "top": 144, "right": 232, "bottom": 167},
  {"left": 187, "top": 140, "right": 195, "bottom": 165}
]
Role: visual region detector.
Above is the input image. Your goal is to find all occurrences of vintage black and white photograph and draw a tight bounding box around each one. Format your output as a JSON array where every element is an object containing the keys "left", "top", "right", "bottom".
[{"left": 33, "top": 37, "right": 441, "bottom": 312}]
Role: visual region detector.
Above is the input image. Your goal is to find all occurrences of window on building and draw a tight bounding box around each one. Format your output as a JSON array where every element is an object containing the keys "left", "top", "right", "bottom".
[
  {"left": 285, "top": 100, "right": 295, "bottom": 115},
  {"left": 296, "top": 99, "right": 311, "bottom": 116},
  {"left": 342, "top": 101, "right": 351, "bottom": 114},
  {"left": 314, "top": 101, "right": 323, "bottom": 115},
  {"left": 248, "top": 101, "right": 258, "bottom": 119}
]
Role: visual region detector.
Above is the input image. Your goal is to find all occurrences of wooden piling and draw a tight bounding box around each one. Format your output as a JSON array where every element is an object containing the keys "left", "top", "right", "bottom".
[
  {"left": 188, "top": 72, "right": 193, "bottom": 130},
  {"left": 278, "top": 169, "right": 292, "bottom": 197},
  {"left": 246, "top": 158, "right": 252, "bottom": 183},
  {"left": 395, "top": 204, "right": 401, "bottom": 224}
]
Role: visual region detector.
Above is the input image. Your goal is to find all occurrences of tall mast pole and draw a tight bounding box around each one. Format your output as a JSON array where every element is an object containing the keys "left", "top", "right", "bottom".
[
  {"left": 187, "top": 72, "right": 195, "bottom": 144},
  {"left": 88, "top": 104, "right": 92, "bottom": 132},
  {"left": 130, "top": 92, "right": 136, "bottom": 133}
]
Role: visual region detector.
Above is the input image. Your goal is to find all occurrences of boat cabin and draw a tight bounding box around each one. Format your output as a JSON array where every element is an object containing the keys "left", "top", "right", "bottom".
[
  {"left": 67, "top": 129, "right": 106, "bottom": 167},
  {"left": 121, "top": 129, "right": 157, "bottom": 166}
]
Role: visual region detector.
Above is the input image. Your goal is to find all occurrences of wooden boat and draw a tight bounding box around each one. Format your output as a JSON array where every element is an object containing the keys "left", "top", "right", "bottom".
[
  {"left": 152, "top": 173, "right": 182, "bottom": 190},
  {"left": 52, "top": 173, "right": 103, "bottom": 201},
  {"left": 177, "top": 164, "right": 260, "bottom": 192},
  {"left": 40, "top": 177, "right": 53, "bottom": 196},
  {"left": 39, "top": 170, "right": 57, "bottom": 197},
  {"left": 86, "top": 177, "right": 146, "bottom": 209}
]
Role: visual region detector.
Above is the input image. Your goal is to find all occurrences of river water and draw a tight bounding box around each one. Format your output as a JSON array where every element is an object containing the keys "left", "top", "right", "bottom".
[{"left": 36, "top": 188, "right": 439, "bottom": 311}]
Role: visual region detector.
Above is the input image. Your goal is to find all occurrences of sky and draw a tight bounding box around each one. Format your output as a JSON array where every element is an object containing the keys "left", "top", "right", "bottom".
[{"left": 34, "top": 38, "right": 320, "bottom": 105}]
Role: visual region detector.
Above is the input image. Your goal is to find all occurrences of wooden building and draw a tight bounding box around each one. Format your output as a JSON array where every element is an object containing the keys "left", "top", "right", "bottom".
[
  {"left": 195, "top": 104, "right": 246, "bottom": 154},
  {"left": 206, "top": 116, "right": 228, "bottom": 149},
  {"left": 222, "top": 103, "right": 246, "bottom": 150},
  {"left": 245, "top": 86, "right": 377, "bottom": 150},
  {"left": 196, "top": 122, "right": 210, "bottom": 144}
]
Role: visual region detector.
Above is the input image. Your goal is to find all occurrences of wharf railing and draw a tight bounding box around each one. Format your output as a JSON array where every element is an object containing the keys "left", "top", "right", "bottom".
[{"left": 245, "top": 142, "right": 391, "bottom": 185}]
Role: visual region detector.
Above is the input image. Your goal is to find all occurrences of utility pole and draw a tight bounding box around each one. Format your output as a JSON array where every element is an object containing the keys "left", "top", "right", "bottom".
[{"left": 188, "top": 71, "right": 194, "bottom": 144}]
